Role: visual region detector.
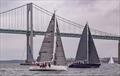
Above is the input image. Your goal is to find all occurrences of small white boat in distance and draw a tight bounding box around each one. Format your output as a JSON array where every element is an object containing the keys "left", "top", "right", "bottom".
[
  {"left": 109, "top": 57, "right": 114, "bottom": 64},
  {"left": 29, "top": 64, "right": 67, "bottom": 71}
]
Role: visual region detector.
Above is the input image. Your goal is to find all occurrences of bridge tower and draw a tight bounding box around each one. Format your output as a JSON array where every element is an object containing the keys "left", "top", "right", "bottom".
[
  {"left": 25, "top": 3, "right": 34, "bottom": 64},
  {"left": 118, "top": 40, "right": 120, "bottom": 64}
]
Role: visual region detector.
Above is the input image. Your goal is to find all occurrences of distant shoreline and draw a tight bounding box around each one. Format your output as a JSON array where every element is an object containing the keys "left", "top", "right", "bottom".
[
  {"left": 0, "top": 57, "right": 118, "bottom": 63},
  {"left": 0, "top": 60, "right": 24, "bottom": 63}
]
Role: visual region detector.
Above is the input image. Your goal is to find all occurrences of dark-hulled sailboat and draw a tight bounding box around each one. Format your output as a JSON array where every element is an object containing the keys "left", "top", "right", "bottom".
[
  {"left": 69, "top": 23, "right": 101, "bottom": 68},
  {"left": 29, "top": 13, "right": 67, "bottom": 71}
]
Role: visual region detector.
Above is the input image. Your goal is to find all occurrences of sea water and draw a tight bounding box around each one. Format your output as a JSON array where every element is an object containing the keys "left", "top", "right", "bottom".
[{"left": 0, "top": 63, "right": 120, "bottom": 76}]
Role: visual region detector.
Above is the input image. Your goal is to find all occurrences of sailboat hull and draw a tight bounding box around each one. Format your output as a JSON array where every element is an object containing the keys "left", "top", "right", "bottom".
[
  {"left": 20, "top": 63, "right": 35, "bottom": 65},
  {"left": 20, "top": 61, "right": 35, "bottom": 65},
  {"left": 69, "top": 63, "right": 100, "bottom": 68},
  {"left": 29, "top": 65, "right": 67, "bottom": 71}
]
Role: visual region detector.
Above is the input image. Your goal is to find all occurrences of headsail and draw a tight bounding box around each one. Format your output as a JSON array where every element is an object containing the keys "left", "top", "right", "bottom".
[
  {"left": 37, "top": 13, "right": 55, "bottom": 62},
  {"left": 54, "top": 19, "right": 67, "bottom": 65},
  {"left": 87, "top": 24, "right": 100, "bottom": 64}
]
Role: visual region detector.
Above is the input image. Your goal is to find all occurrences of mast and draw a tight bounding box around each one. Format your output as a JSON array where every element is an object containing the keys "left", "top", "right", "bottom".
[
  {"left": 86, "top": 23, "right": 89, "bottom": 63},
  {"left": 52, "top": 11, "right": 56, "bottom": 62}
]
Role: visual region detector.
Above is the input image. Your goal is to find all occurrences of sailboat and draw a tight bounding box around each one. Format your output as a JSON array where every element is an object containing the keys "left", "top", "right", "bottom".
[
  {"left": 29, "top": 13, "right": 67, "bottom": 71},
  {"left": 109, "top": 57, "right": 114, "bottom": 64},
  {"left": 69, "top": 23, "right": 101, "bottom": 68}
]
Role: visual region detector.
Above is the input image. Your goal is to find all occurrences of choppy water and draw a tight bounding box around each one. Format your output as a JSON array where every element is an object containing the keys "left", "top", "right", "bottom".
[{"left": 0, "top": 63, "right": 120, "bottom": 76}]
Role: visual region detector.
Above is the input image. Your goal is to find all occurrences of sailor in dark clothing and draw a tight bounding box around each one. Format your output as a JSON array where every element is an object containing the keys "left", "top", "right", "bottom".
[{"left": 48, "top": 63, "right": 51, "bottom": 67}]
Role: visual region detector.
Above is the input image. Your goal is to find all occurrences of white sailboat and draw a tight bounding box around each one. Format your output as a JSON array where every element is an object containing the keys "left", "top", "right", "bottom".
[
  {"left": 109, "top": 57, "right": 114, "bottom": 64},
  {"left": 29, "top": 13, "right": 67, "bottom": 71}
]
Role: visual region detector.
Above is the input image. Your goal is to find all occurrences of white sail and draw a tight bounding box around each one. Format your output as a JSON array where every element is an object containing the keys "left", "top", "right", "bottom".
[{"left": 109, "top": 57, "right": 114, "bottom": 64}]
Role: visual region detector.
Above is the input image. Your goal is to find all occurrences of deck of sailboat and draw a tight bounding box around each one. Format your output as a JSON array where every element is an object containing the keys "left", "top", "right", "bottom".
[
  {"left": 69, "top": 63, "right": 101, "bottom": 68},
  {"left": 29, "top": 65, "right": 67, "bottom": 71},
  {"left": 29, "top": 13, "right": 67, "bottom": 71}
]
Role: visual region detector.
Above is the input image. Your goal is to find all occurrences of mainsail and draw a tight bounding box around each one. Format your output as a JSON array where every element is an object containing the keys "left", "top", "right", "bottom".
[
  {"left": 75, "top": 23, "right": 100, "bottom": 64},
  {"left": 54, "top": 19, "right": 67, "bottom": 65},
  {"left": 37, "top": 13, "right": 55, "bottom": 62},
  {"left": 75, "top": 24, "right": 88, "bottom": 62}
]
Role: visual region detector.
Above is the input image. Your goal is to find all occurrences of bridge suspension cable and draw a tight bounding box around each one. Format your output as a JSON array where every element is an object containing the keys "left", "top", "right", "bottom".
[
  {"left": 0, "top": 4, "right": 27, "bottom": 30},
  {"left": 0, "top": 3, "right": 119, "bottom": 37},
  {"left": 32, "top": 3, "right": 119, "bottom": 37},
  {"left": 0, "top": 4, "right": 26, "bottom": 14}
]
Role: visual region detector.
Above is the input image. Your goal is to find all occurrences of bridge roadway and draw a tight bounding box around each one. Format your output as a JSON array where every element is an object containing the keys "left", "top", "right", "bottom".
[{"left": 0, "top": 29, "right": 120, "bottom": 40}]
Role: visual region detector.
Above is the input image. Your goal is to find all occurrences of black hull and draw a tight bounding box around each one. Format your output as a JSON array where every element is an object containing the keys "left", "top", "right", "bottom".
[
  {"left": 20, "top": 63, "right": 35, "bottom": 65},
  {"left": 69, "top": 63, "right": 101, "bottom": 68}
]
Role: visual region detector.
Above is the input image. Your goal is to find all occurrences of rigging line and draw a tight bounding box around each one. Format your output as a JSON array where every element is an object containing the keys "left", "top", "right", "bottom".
[{"left": 0, "top": 4, "right": 26, "bottom": 14}]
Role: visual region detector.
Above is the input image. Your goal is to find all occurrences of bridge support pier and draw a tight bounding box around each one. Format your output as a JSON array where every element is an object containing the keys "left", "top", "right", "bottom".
[
  {"left": 25, "top": 3, "right": 34, "bottom": 64},
  {"left": 118, "top": 40, "right": 120, "bottom": 64}
]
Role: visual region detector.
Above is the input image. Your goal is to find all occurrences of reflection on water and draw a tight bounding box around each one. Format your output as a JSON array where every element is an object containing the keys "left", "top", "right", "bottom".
[{"left": 0, "top": 63, "right": 120, "bottom": 76}]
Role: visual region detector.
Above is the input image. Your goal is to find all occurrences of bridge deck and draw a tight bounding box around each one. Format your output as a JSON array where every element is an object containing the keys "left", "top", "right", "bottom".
[{"left": 0, "top": 29, "right": 120, "bottom": 40}]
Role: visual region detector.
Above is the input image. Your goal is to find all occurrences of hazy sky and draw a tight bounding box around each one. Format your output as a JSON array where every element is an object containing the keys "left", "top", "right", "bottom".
[{"left": 0, "top": 0, "right": 120, "bottom": 60}]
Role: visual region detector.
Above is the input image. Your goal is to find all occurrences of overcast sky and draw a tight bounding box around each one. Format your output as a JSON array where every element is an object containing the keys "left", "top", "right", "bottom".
[{"left": 0, "top": 0, "right": 120, "bottom": 60}]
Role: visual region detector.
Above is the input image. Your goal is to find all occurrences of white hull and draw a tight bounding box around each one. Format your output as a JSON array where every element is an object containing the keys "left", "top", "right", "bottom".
[{"left": 29, "top": 65, "right": 67, "bottom": 71}]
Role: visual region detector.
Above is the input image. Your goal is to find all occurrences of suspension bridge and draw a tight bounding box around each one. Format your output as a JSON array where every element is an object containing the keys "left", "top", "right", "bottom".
[{"left": 0, "top": 3, "right": 120, "bottom": 64}]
